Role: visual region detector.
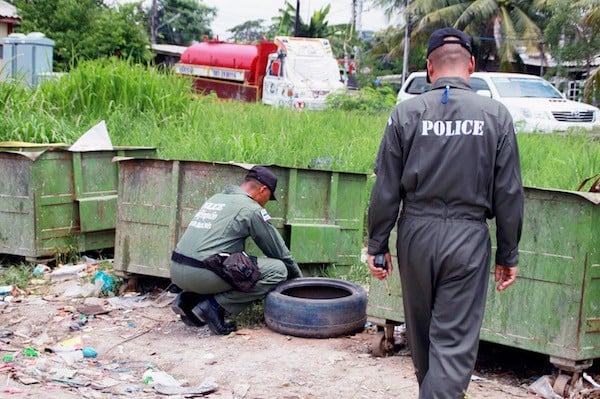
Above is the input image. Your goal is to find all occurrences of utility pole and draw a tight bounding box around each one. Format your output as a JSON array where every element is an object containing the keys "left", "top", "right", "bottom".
[
  {"left": 351, "top": 0, "right": 356, "bottom": 32},
  {"left": 151, "top": 0, "right": 158, "bottom": 44},
  {"left": 402, "top": 0, "right": 411, "bottom": 84},
  {"left": 356, "top": 0, "right": 363, "bottom": 39},
  {"left": 294, "top": 0, "right": 301, "bottom": 36}
]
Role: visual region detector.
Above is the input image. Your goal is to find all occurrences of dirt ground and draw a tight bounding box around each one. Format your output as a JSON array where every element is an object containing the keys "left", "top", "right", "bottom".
[{"left": 1, "top": 264, "right": 598, "bottom": 399}]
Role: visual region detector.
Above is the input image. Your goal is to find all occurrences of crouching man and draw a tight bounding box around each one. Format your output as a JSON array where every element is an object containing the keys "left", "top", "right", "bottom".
[{"left": 170, "top": 166, "right": 302, "bottom": 335}]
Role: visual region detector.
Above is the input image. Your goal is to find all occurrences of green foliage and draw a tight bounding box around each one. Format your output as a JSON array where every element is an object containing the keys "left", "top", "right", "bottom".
[
  {"left": 13, "top": 0, "right": 152, "bottom": 71},
  {"left": 268, "top": 0, "right": 339, "bottom": 39},
  {"left": 227, "top": 19, "right": 267, "bottom": 42},
  {"left": 153, "top": 0, "right": 216, "bottom": 45},
  {"left": 375, "top": 0, "right": 543, "bottom": 72},
  {"left": 517, "top": 131, "right": 600, "bottom": 190},
  {"left": 0, "top": 262, "right": 34, "bottom": 289},
  {"left": 321, "top": 263, "right": 371, "bottom": 288},
  {"left": 325, "top": 86, "right": 397, "bottom": 114},
  {"left": 537, "top": 0, "right": 600, "bottom": 102},
  {"left": 0, "top": 58, "right": 598, "bottom": 193},
  {"left": 234, "top": 300, "right": 266, "bottom": 328},
  {"left": 584, "top": 69, "right": 600, "bottom": 106}
]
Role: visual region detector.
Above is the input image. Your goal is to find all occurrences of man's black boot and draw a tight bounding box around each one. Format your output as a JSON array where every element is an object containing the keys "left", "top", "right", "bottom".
[
  {"left": 191, "top": 298, "right": 236, "bottom": 335},
  {"left": 171, "top": 292, "right": 206, "bottom": 327}
]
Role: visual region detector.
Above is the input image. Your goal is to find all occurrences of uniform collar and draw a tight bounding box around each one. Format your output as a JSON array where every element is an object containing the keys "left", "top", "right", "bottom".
[
  {"left": 431, "top": 76, "right": 471, "bottom": 91},
  {"left": 224, "top": 184, "right": 256, "bottom": 200}
]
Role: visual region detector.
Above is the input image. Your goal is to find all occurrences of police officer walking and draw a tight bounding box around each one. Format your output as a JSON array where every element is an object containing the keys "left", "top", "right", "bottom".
[
  {"left": 170, "top": 165, "right": 302, "bottom": 335},
  {"left": 367, "top": 28, "right": 524, "bottom": 398}
]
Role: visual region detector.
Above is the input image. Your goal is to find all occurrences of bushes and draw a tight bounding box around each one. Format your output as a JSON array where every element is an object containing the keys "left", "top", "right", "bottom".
[{"left": 325, "top": 86, "right": 397, "bottom": 114}]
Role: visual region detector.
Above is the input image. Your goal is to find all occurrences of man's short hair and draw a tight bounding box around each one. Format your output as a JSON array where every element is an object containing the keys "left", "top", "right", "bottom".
[{"left": 427, "top": 27, "right": 473, "bottom": 58}]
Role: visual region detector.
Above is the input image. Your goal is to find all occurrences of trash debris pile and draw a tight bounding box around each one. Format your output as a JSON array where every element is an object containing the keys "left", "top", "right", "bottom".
[
  {"left": 0, "top": 256, "right": 219, "bottom": 397},
  {"left": 528, "top": 373, "right": 600, "bottom": 399}
]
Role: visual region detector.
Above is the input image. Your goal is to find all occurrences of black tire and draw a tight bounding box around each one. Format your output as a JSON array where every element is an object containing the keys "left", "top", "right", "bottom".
[{"left": 264, "top": 277, "right": 367, "bottom": 339}]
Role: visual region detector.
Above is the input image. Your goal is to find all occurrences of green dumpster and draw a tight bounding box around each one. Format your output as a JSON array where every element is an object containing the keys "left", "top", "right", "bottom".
[
  {"left": 367, "top": 187, "right": 600, "bottom": 371},
  {"left": 0, "top": 143, "right": 156, "bottom": 259},
  {"left": 113, "top": 158, "right": 368, "bottom": 278}
]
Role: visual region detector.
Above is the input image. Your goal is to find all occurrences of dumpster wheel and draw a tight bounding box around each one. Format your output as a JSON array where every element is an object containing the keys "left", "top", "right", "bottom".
[
  {"left": 553, "top": 374, "right": 571, "bottom": 397},
  {"left": 371, "top": 331, "right": 395, "bottom": 357}
]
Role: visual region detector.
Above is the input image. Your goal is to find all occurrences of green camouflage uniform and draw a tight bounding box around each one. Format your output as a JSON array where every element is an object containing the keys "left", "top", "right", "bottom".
[{"left": 171, "top": 184, "right": 302, "bottom": 315}]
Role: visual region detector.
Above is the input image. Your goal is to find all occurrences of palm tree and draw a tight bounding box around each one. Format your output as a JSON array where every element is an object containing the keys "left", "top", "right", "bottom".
[{"left": 376, "top": 0, "right": 543, "bottom": 72}]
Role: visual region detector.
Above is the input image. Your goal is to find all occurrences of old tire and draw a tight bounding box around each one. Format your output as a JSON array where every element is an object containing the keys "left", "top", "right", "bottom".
[{"left": 264, "top": 277, "right": 367, "bottom": 339}]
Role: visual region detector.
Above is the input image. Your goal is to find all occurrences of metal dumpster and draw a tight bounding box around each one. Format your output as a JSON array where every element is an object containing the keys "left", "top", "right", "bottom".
[
  {"left": 367, "top": 187, "right": 600, "bottom": 371},
  {"left": 0, "top": 143, "right": 156, "bottom": 259},
  {"left": 113, "top": 158, "right": 368, "bottom": 278}
]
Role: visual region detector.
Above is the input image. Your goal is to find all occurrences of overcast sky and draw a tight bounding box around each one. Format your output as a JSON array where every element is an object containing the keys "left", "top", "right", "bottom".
[{"left": 200, "top": 0, "right": 396, "bottom": 38}]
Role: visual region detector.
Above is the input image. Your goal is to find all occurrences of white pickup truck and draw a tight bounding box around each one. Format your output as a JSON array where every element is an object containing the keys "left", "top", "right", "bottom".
[{"left": 396, "top": 71, "right": 600, "bottom": 133}]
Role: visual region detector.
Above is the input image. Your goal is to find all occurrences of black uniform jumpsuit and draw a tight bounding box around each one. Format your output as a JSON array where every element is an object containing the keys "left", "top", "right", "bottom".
[{"left": 368, "top": 77, "right": 524, "bottom": 399}]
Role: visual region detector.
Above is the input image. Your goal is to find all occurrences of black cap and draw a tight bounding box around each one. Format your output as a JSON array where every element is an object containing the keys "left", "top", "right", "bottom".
[
  {"left": 427, "top": 27, "right": 473, "bottom": 58},
  {"left": 245, "top": 165, "right": 278, "bottom": 201}
]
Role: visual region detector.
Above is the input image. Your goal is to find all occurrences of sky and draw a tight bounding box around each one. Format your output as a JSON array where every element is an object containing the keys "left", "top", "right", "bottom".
[{"left": 200, "top": 0, "right": 396, "bottom": 39}]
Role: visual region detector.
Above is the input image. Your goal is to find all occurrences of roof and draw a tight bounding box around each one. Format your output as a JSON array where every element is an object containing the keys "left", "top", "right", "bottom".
[
  {"left": 150, "top": 44, "right": 187, "bottom": 57},
  {"left": 0, "top": 0, "right": 19, "bottom": 19}
]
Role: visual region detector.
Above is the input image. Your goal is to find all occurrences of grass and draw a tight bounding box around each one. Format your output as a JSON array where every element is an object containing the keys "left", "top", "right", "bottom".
[
  {"left": 517, "top": 132, "right": 600, "bottom": 190},
  {"left": 1, "top": 58, "right": 597, "bottom": 188},
  {"left": 0, "top": 261, "right": 34, "bottom": 288}
]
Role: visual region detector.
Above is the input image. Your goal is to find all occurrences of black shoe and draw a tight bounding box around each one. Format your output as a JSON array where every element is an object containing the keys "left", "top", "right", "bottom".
[
  {"left": 191, "top": 299, "right": 236, "bottom": 335},
  {"left": 171, "top": 292, "right": 206, "bottom": 327}
]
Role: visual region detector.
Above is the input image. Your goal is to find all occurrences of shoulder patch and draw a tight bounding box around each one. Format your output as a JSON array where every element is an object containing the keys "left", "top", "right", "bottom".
[{"left": 260, "top": 208, "right": 271, "bottom": 222}]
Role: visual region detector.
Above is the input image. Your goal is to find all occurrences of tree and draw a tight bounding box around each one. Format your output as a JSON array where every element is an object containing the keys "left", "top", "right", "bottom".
[
  {"left": 268, "top": 1, "right": 337, "bottom": 38},
  {"left": 227, "top": 19, "right": 266, "bottom": 42},
  {"left": 13, "top": 0, "right": 152, "bottom": 71},
  {"left": 375, "top": 0, "right": 543, "bottom": 72},
  {"left": 535, "top": 0, "right": 600, "bottom": 68},
  {"left": 152, "top": 0, "right": 216, "bottom": 45},
  {"left": 270, "top": 1, "right": 297, "bottom": 37},
  {"left": 535, "top": 0, "right": 600, "bottom": 103}
]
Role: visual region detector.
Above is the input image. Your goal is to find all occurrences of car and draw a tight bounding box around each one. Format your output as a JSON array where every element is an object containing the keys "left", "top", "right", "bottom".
[{"left": 396, "top": 71, "right": 600, "bottom": 133}]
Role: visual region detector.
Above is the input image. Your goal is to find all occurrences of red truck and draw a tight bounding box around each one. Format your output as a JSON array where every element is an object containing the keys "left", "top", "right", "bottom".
[{"left": 174, "top": 36, "right": 344, "bottom": 110}]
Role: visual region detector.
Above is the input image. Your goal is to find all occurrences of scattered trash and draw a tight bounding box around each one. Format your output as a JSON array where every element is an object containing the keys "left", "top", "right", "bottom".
[
  {"left": 76, "top": 303, "right": 109, "bottom": 316},
  {"left": 94, "top": 270, "right": 115, "bottom": 295},
  {"left": 47, "top": 336, "right": 84, "bottom": 353},
  {"left": 0, "top": 387, "right": 24, "bottom": 394},
  {"left": 22, "top": 347, "right": 39, "bottom": 357},
  {"left": 32, "top": 264, "right": 50, "bottom": 277},
  {"left": 142, "top": 369, "right": 180, "bottom": 387},
  {"left": 0, "top": 285, "right": 14, "bottom": 295},
  {"left": 62, "top": 281, "right": 97, "bottom": 298},
  {"left": 106, "top": 294, "right": 151, "bottom": 309},
  {"left": 154, "top": 380, "right": 218, "bottom": 396},
  {"left": 51, "top": 377, "right": 89, "bottom": 387},
  {"left": 15, "top": 376, "right": 39, "bottom": 385},
  {"left": 50, "top": 264, "right": 87, "bottom": 281},
  {"left": 0, "top": 329, "right": 13, "bottom": 339},
  {"left": 82, "top": 347, "right": 97, "bottom": 358},
  {"left": 81, "top": 255, "right": 98, "bottom": 265},
  {"left": 528, "top": 375, "right": 562, "bottom": 399},
  {"left": 583, "top": 372, "right": 600, "bottom": 389},
  {"left": 471, "top": 374, "right": 490, "bottom": 382}
]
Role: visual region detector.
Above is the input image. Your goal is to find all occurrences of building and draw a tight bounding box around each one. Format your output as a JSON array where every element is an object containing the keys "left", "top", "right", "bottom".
[{"left": 0, "top": 0, "right": 20, "bottom": 70}]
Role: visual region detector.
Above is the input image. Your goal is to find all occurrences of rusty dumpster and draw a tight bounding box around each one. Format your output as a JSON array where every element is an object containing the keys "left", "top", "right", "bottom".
[
  {"left": 0, "top": 143, "right": 156, "bottom": 259},
  {"left": 367, "top": 187, "right": 600, "bottom": 372},
  {"left": 113, "top": 158, "right": 368, "bottom": 278}
]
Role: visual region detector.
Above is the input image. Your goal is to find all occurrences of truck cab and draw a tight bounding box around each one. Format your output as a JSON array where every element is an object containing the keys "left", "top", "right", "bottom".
[{"left": 262, "top": 37, "right": 345, "bottom": 110}]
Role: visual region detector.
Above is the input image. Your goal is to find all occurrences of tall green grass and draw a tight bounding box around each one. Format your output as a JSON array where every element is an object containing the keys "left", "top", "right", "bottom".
[{"left": 1, "top": 58, "right": 598, "bottom": 191}]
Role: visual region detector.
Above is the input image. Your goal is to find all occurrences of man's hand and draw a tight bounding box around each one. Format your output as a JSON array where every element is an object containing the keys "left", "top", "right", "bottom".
[
  {"left": 367, "top": 253, "right": 393, "bottom": 280},
  {"left": 495, "top": 264, "right": 517, "bottom": 292}
]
